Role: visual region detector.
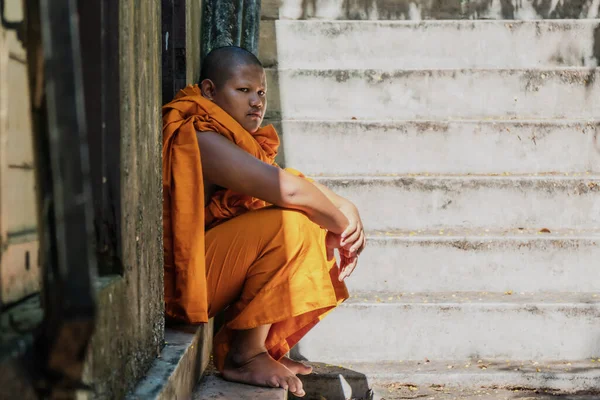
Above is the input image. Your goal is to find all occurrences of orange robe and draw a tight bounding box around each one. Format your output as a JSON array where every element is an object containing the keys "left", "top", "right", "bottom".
[{"left": 162, "top": 85, "right": 348, "bottom": 371}]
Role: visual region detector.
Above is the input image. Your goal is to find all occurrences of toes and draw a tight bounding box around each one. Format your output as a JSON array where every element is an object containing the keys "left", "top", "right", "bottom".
[
  {"left": 300, "top": 364, "right": 313, "bottom": 375},
  {"left": 287, "top": 376, "right": 305, "bottom": 396},
  {"left": 277, "top": 376, "right": 291, "bottom": 391},
  {"left": 267, "top": 376, "right": 288, "bottom": 389},
  {"left": 280, "top": 358, "right": 313, "bottom": 375},
  {"left": 284, "top": 377, "right": 296, "bottom": 393},
  {"left": 266, "top": 376, "right": 279, "bottom": 387}
]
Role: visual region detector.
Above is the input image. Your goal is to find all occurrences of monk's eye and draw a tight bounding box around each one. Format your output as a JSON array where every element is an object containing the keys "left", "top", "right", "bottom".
[
  {"left": 238, "top": 88, "right": 249, "bottom": 93},
  {"left": 258, "top": 90, "right": 266, "bottom": 97}
]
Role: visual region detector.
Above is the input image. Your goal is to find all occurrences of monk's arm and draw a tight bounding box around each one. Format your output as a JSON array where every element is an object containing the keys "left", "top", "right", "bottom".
[
  {"left": 312, "top": 181, "right": 350, "bottom": 209},
  {"left": 313, "top": 181, "right": 366, "bottom": 255},
  {"left": 196, "top": 131, "right": 349, "bottom": 234}
]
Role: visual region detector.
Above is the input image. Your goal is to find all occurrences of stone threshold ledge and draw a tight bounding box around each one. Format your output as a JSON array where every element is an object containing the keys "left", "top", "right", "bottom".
[
  {"left": 129, "top": 320, "right": 286, "bottom": 400},
  {"left": 128, "top": 322, "right": 213, "bottom": 400},
  {"left": 193, "top": 371, "right": 287, "bottom": 400}
]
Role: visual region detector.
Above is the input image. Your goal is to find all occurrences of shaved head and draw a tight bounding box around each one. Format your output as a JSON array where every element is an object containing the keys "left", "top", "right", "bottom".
[
  {"left": 199, "top": 46, "right": 267, "bottom": 133},
  {"left": 200, "top": 46, "right": 263, "bottom": 88}
]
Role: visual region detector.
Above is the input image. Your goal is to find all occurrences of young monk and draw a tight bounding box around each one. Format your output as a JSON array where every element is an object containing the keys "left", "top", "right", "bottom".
[{"left": 162, "top": 46, "right": 366, "bottom": 397}]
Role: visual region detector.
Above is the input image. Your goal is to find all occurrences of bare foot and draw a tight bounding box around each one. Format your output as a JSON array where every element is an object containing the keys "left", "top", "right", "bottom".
[
  {"left": 279, "top": 357, "right": 313, "bottom": 375},
  {"left": 223, "top": 351, "right": 306, "bottom": 397}
]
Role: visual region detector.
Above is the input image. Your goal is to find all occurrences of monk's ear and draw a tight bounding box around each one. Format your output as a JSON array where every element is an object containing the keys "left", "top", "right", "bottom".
[{"left": 200, "top": 79, "right": 217, "bottom": 100}]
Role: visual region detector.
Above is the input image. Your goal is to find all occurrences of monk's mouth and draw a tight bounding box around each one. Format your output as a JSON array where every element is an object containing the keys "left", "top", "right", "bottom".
[{"left": 247, "top": 113, "right": 262, "bottom": 119}]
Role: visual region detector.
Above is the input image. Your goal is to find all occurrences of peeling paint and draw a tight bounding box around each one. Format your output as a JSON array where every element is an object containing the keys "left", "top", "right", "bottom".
[{"left": 265, "top": 0, "right": 600, "bottom": 19}]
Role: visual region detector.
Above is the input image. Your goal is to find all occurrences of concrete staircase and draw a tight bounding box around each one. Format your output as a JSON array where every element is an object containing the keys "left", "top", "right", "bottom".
[{"left": 260, "top": 1, "right": 600, "bottom": 398}]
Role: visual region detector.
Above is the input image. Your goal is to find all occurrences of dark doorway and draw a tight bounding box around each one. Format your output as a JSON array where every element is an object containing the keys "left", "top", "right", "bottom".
[
  {"left": 162, "top": 0, "right": 187, "bottom": 105},
  {"left": 78, "top": 0, "right": 122, "bottom": 276}
]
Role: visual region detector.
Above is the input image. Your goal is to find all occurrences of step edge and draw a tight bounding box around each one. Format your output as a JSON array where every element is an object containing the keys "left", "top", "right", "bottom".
[
  {"left": 366, "top": 234, "right": 600, "bottom": 241},
  {"left": 128, "top": 322, "right": 213, "bottom": 400},
  {"left": 266, "top": 66, "right": 600, "bottom": 72},
  {"left": 266, "top": 118, "right": 600, "bottom": 124},
  {"left": 343, "top": 292, "right": 600, "bottom": 306},
  {"left": 365, "top": 229, "right": 600, "bottom": 240},
  {"left": 272, "top": 19, "right": 600, "bottom": 26},
  {"left": 292, "top": 360, "right": 600, "bottom": 395},
  {"left": 312, "top": 173, "right": 600, "bottom": 180},
  {"left": 194, "top": 368, "right": 287, "bottom": 399}
]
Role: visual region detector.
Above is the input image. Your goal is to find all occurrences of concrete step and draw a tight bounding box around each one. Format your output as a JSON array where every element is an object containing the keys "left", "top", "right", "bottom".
[
  {"left": 265, "top": 68, "right": 600, "bottom": 121},
  {"left": 346, "top": 229, "right": 600, "bottom": 293},
  {"left": 262, "top": 0, "right": 600, "bottom": 20},
  {"left": 368, "top": 385, "right": 600, "bottom": 400},
  {"left": 314, "top": 174, "right": 600, "bottom": 231},
  {"left": 294, "top": 292, "right": 600, "bottom": 362},
  {"left": 287, "top": 360, "right": 600, "bottom": 399},
  {"left": 193, "top": 374, "right": 286, "bottom": 400},
  {"left": 272, "top": 119, "right": 600, "bottom": 175},
  {"left": 260, "top": 20, "right": 600, "bottom": 69},
  {"left": 129, "top": 324, "right": 212, "bottom": 400}
]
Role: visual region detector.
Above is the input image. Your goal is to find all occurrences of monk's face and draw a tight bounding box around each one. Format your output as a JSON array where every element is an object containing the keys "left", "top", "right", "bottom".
[{"left": 204, "top": 64, "right": 267, "bottom": 133}]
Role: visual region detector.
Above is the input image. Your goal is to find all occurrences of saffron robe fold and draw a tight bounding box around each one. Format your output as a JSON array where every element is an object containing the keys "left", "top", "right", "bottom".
[{"left": 162, "top": 85, "right": 348, "bottom": 370}]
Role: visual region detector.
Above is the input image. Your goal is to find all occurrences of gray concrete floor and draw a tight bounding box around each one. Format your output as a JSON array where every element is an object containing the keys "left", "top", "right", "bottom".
[{"left": 371, "top": 384, "right": 600, "bottom": 400}]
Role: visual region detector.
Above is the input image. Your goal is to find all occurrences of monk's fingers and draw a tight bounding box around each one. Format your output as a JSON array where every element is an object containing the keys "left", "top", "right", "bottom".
[
  {"left": 344, "top": 257, "right": 359, "bottom": 280},
  {"left": 337, "top": 258, "right": 347, "bottom": 281},
  {"left": 341, "top": 256, "right": 358, "bottom": 280},
  {"left": 338, "top": 256, "right": 358, "bottom": 281},
  {"left": 344, "top": 230, "right": 366, "bottom": 255},
  {"left": 341, "top": 227, "right": 361, "bottom": 249},
  {"left": 353, "top": 230, "right": 366, "bottom": 254},
  {"left": 338, "top": 247, "right": 352, "bottom": 257},
  {"left": 339, "top": 249, "right": 356, "bottom": 264},
  {"left": 358, "top": 238, "right": 367, "bottom": 256},
  {"left": 340, "top": 218, "right": 358, "bottom": 246},
  {"left": 346, "top": 227, "right": 365, "bottom": 254}
]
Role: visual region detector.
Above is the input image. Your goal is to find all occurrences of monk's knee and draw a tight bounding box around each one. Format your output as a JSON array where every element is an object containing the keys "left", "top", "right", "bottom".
[
  {"left": 280, "top": 210, "right": 322, "bottom": 239},
  {"left": 276, "top": 210, "right": 326, "bottom": 260}
]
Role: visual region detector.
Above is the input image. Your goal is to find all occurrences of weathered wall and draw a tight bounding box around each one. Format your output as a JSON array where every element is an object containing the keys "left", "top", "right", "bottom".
[
  {"left": 82, "top": 1, "right": 164, "bottom": 399},
  {"left": 187, "top": 0, "right": 204, "bottom": 84},
  {"left": 262, "top": 0, "right": 600, "bottom": 20},
  {"left": 0, "top": 0, "right": 40, "bottom": 309}
]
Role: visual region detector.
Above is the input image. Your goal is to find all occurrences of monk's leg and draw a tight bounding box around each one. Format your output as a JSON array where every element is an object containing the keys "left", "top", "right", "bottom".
[
  {"left": 228, "top": 324, "right": 310, "bottom": 374},
  {"left": 222, "top": 324, "right": 305, "bottom": 395},
  {"left": 205, "top": 208, "right": 348, "bottom": 395}
]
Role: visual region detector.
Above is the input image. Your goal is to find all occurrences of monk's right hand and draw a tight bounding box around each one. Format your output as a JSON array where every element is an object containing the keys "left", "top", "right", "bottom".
[
  {"left": 339, "top": 202, "right": 366, "bottom": 256},
  {"left": 325, "top": 231, "right": 359, "bottom": 282}
]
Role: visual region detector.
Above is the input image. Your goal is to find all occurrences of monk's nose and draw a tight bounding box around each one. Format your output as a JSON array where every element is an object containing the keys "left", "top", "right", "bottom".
[{"left": 249, "top": 94, "right": 262, "bottom": 108}]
